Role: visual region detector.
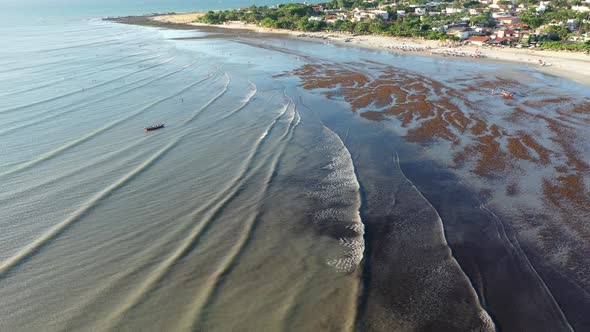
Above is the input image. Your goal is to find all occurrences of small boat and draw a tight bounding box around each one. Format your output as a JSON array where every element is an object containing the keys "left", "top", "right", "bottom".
[
  {"left": 500, "top": 91, "right": 514, "bottom": 98},
  {"left": 144, "top": 124, "right": 165, "bottom": 132}
]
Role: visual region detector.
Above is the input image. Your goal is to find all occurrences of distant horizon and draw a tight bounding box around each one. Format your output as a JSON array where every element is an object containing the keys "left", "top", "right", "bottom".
[{"left": 0, "top": 0, "right": 320, "bottom": 18}]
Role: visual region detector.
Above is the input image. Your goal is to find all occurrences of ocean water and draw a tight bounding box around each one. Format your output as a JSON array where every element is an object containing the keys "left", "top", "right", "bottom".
[
  {"left": 1, "top": 1, "right": 589, "bottom": 331},
  {"left": 0, "top": 5, "right": 365, "bottom": 330},
  {"left": 0, "top": 0, "right": 308, "bottom": 18}
]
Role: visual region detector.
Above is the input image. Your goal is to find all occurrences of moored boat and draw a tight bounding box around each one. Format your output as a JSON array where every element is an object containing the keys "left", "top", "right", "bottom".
[
  {"left": 500, "top": 91, "right": 514, "bottom": 98},
  {"left": 144, "top": 124, "right": 165, "bottom": 132}
]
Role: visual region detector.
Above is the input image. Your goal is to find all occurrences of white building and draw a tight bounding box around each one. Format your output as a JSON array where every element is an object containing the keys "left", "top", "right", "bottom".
[
  {"left": 492, "top": 12, "right": 510, "bottom": 18},
  {"left": 370, "top": 10, "right": 389, "bottom": 20},
  {"left": 415, "top": 7, "right": 427, "bottom": 15},
  {"left": 567, "top": 19, "right": 578, "bottom": 29},
  {"left": 445, "top": 7, "right": 465, "bottom": 14}
]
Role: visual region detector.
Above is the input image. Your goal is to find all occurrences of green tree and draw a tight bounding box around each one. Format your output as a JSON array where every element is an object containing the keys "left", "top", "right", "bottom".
[
  {"left": 354, "top": 21, "right": 370, "bottom": 34},
  {"left": 545, "top": 25, "right": 570, "bottom": 40},
  {"left": 260, "top": 17, "right": 277, "bottom": 28}
]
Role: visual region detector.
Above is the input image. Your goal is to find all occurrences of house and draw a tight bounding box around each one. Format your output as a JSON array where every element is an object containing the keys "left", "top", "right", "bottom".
[
  {"left": 325, "top": 15, "right": 338, "bottom": 25},
  {"left": 567, "top": 19, "right": 578, "bottom": 30},
  {"left": 506, "top": 22, "right": 529, "bottom": 29},
  {"left": 495, "top": 28, "right": 517, "bottom": 38},
  {"left": 415, "top": 7, "right": 427, "bottom": 15},
  {"left": 468, "top": 35, "right": 491, "bottom": 45},
  {"left": 492, "top": 12, "right": 511, "bottom": 18},
  {"left": 337, "top": 13, "right": 349, "bottom": 21},
  {"left": 308, "top": 16, "right": 323, "bottom": 22},
  {"left": 445, "top": 7, "right": 465, "bottom": 14},
  {"left": 447, "top": 27, "right": 471, "bottom": 39},
  {"left": 496, "top": 16, "right": 520, "bottom": 25},
  {"left": 312, "top": 6, "right": 324, "bottom": 13},
  {"left": 572, "top": 5, "right": 590, "bottom": 12},
  {"left": 492, "top": 36, "right": 516, "bottom": 45},
  {"left": 474, "top": 26, "right": 492, "bottom": 33},
  {"left": 352, "top": 11, "right": 370, "bottom": 22},
  {"left": 369, "top": 10, "right": 389, "bottom": 20},
  {"left": 469, "top": 8, "right": 484, "bottom": 15}
]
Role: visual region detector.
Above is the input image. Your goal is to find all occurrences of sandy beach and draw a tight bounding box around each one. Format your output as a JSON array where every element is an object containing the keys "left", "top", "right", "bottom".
[{"left": 150, "top": 12, "right": 590, "bottom": 86}]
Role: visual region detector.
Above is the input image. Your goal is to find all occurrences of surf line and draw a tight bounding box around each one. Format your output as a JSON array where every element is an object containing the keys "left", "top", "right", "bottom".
[
  {"left": 0, "top": 60, "right": 205, "bottom": 178},
  {"left": 181, "top": 71, "right": 230, "bottom": 125},
  {"left": 0, "top": 56, "right": 176, "bottom": 115},
  {"left": 467, "top": 180, "right": 574, "bottom": 332},
  {"left": 393, "top": 152, "right": 497, "bottom": 330},
  {"left": 0, "top": 58, "right": 203, "bottom": 137},
  {"left": 102, "top": 98, "right": 295, "bottom": 328},
  {"left": 217, "top": 80, "right": 257, "bottom": 121},
  {"left": 0, "top": 139, "right": 179, "bottom": 277},
  {"left": 0, "top": 136, "right": 151, "bottom": 202},
  {"left": 179, "top": 101, "right": 301, "bottom": 332},
  {"left": 0, "top": 51, "right": 165, "bottom": 98}
]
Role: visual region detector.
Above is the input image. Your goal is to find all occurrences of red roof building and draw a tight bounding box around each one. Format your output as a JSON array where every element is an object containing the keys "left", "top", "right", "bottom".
[{"left": 468, "top": 36, "right": 491, "bottom": 45}]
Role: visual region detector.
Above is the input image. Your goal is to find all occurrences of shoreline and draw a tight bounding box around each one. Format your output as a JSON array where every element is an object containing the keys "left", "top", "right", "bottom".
[
  {"left": 105, "top": 12, "right": 590, "bottom": 330},
  {"left": 112, "top": 12, "right": 590, "bottom": 86}
]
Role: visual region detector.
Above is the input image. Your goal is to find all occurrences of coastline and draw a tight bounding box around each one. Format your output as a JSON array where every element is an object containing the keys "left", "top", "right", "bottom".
[
  {"left": 134, "top": 12, "right": 590, "bottom": 86},
  {"left": 108, "top": 12, "right": 590, "bottom": 330}
]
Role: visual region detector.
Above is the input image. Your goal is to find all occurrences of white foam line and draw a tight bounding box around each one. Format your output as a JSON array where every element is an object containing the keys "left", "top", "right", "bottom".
[
  {"left": 0, "top": 46, "right": 152, "bottom": 76},
  {"left": 180, "top": 99, "right": 301, "bottom": 332},
  {"left": 0, "top": 59, "right": 202, "bottom": 136},
  {"left": 104, "top": 99, "right": 294, "bottom": 327},
  {"left": 0, "top": 56, "right": 177, "bottom": 115},
  {"left": 0, "top": 62, "right": 205, "bottom": 178},
  {"left": 393, "top": 152, "right": 496, "bottom": 330},
  {"left": 0, "top": 51, "right": 165, "bottom": 98},
  {"left": 476, "top": 200, "right": 574, "bottom": 331},
  {"left": 181, "top": 72, "right": 230, "bottom": 125},
  {"left": 321, "top": 125, "right": 364, "bottom": 273},
  {"left": 0, "top": 139, "right": 179, "bottom": 277},
  {"left": 0, "top": 44, "right": 172, "bottom": 80},
  {"left": 0, "top": 136, "right": 150, "bottom": 202},
  {"left": 41, "top": 38, "right": 122, "bottom": 52},
  {"left": 218, "top": 80, "right": 257, "bottom": 120}
]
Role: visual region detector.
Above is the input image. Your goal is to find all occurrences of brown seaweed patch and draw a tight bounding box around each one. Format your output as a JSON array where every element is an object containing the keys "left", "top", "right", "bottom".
[
  {"left": 507, "top": 137, "right": 533, "bottom": 161},
  {"left": 543, "top": 174, "right": 590, "bottom": 213},
  {"left": 406, "top": 109, "right": 458, "bottom": 143},
  {"left": 506, "top": 132, "right": 552, "bottom": 165},
  {"left": 523, "top": 96, "right": 572, "bottom": 108},
  {"left": 520, "top": 133, "right": 552, "bottom": 164},
  {"left": 462, "top": 126, "right": 510, "bottom": 177},
  {"left": 291, "top": 64, "right": 370, "bottom": 91},
  {"left": 539, "top": 115, "right": 588, "bottom": 172},
  {"left": 470, "top": 118, "right": 488, "bottom": 136},
  {"left": 360, "top": 111, "right": 386, "bottom": 121}
]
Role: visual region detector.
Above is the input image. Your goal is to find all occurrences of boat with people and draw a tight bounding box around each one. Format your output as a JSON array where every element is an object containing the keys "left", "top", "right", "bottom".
[
  {"left": 144, "top": 124, "right": 165, "bottom": 132},
  {"left": 500, "top": 90, "right": 514, "bottom": 98},
  {"left": 491, "top": 88, "right": 515, "bottom": 99}
]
